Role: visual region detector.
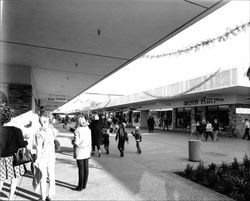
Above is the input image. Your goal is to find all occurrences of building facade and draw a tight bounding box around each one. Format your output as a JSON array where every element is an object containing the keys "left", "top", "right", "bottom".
[{"left": 94, "top": 67, "right": 250, "bottom": 137}]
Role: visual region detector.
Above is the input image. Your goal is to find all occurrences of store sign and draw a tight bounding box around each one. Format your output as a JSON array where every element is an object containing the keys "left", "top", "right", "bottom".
[{"left": 184, "top": 97, "right": 224, "bottom": 106}]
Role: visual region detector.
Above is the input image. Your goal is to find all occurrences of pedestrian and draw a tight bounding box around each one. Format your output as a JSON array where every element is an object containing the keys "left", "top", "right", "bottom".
[
  {"left": 200, "top": 119, "right": 206, "bottom": 141},
  {"left": 242, "top": 118, "right": 250, "bottom": 140},
  {"left": 131, "top": 126, "right": 142, "bottom": 154},
  {"left": 190, "top": 120, "right": 199, "bottom": 138},
  {"left": 212, "top": 119, "right": 220, "bottom": 142},
  {"left": 147, "top": 116, "right": 155, "bottom": 133},
  {"left": 102, "top": 128, "right": 110, "bottom": 154},
  {"left": 72, "top": 116, "right": 91, "bottom": 191},
  {"left": 34, "top": 115, "right": 56, "bottom": 201},
  {"left": 205, "top": 120, "right": 214, "bottom": 141},
  {"left": 89, "top": 114, "right": 103, "bottom": 157},
  {"left": 163, "top": 115, "right": 169, "bottom": 131},
  {"left": 115, "top": 122, "right": 129, "bottom": 157},
  {"left": 0, "top": 107, "right": 27, "bottom": 200}
]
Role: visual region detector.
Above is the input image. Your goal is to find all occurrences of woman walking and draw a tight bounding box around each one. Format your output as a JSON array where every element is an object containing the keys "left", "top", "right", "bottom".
[
  {"left": 89, "top": 114, "right": 103, "bottom": 157},
  {"left": 72, "top": 116, "right": 92, "bottom": 191}
]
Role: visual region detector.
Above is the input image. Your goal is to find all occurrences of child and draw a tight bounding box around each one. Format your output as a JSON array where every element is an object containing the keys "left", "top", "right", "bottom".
[
  {"left": 102, "top": 128, "right": 110, "bottom": 154},
  {"left": 131, "top": 126, "right": 142, "bottom": 154}
]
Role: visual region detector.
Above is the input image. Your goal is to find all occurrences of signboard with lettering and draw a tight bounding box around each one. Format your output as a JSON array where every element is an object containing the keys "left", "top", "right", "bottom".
[{"left": 184, "top": 97, "right": 224, "bottom": 106}]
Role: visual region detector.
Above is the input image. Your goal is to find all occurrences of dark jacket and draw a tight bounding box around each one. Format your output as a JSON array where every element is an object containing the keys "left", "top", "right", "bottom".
[
  {"left": 89, "top": 120, "right": 103, "bottom": 146},
  {"left": 0, "top": 126, "right": 26, "bottom": 157},
  {"left": 115, "top": 127, "right": 128, "bottom": 142},
  {"left": 131, "top": 130, "right": 142, "bottom": 142}
]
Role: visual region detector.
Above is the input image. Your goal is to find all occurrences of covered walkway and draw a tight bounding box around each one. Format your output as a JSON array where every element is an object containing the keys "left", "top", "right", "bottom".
[{"left": 2, "top": 124, "right": 249, "bottom": 200}]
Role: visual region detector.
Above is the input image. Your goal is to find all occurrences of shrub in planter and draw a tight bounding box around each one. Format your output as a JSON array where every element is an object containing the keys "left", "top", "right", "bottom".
[
  {"left": 231, "top": 157, "right": 240, "bottom": 172},
  {"left": 220, "top": 161, "right": 229, "bottom": 174},
  {"left": 195, "top": 161, "right": 207, "bottom": 184},
  {"left": 207, "top": 171, "right": 220, "bottom": 188},
  {"left": 184, "top": 164, "right": 193, "bottom": 179},
  {"left": 243, "top": 154, "right": 250, "bottom": 172},
  {"left": 243, "top": 183, "right": 250, "bottom": 201},
  {"left": 220, "top": 177, "right": 234, "bottom": 196}
]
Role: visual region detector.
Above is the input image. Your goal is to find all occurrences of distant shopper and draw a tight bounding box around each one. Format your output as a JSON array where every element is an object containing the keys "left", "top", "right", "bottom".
[
  {"left": 102, "top": 129, "right": 110, "bottom": 154},
  {"left": 89, "top": 114, "right": 103, "bottom": 157},
  {"left": 242, "top": 118, "right": 250, "bottom": 140},
  {"left": 200, "top": 119, "right": 207, "bottom": 141},
  {"left": 212, "top": 119, "right": 220, "bottom": 142},
  {"left": 205, "top": 120, "right": 214, "bottom": 141},
  {"left": 131, "top": 126, "right": 142, "bottom": 154},
  {"left": 72, "top": 116, "right": 91, "bottom": 191},
  {"left": 147, "top": 116, "right": 155, "bottom": 133},
  {"left": 163, "top": 115, "right": 169, "bottom": 131},
  {"left": 115, "top": 123, "right": 129, "bottom": 157}
]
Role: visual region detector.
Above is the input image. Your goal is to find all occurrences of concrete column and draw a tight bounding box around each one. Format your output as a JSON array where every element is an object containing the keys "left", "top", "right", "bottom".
[
  {"left": 172, "top": 108, "right": 177, "bottom": 130},
  {"left": 140, "top": 110, "right": 149, "bottom": 128}
]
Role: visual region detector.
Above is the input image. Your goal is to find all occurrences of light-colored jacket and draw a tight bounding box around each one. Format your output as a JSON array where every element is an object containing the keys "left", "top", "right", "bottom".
[{"left": 73, "top": 126, "right": 92, "bottom": 160}]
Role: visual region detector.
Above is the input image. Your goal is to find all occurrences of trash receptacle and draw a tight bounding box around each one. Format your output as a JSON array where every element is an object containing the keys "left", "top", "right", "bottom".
[{"left": 188, "top": 139, "right": 201, "bottom": 162}]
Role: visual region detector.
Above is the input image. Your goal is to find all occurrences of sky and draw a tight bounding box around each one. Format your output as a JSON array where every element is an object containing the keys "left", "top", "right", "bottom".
[{"left": 58, "top": 1, "right": 250, "bottom": 113}]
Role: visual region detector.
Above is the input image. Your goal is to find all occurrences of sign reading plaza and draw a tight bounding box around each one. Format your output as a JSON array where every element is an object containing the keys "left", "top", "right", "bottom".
[{"left": 184, "top": 97, "right": 224, "bottom": 106}]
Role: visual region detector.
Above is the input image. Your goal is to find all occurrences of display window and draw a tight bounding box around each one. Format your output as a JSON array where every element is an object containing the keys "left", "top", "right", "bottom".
[
  {"left": 206, "top": 105, "right": 229, "bottom": 131},
  {"left": 176, "top": 107, "right": 191, "bottom": 128}
]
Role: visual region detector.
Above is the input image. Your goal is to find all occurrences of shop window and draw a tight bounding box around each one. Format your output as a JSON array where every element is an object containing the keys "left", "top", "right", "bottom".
[
  {"left": 176, "top": 107, "right": 191, "bottom": 128},
  {"left": 206, "top": 105, "right": 229, "bottom": 131}
]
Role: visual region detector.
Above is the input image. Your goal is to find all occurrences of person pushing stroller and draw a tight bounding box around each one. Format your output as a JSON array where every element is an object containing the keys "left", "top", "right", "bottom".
[{"left": 131, "top": 126, "right": 142, "bottom": 154}]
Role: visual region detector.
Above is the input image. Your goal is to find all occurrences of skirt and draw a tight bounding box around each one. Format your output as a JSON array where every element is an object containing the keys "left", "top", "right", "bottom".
[{"left": 0, "top": 156, "right": 25, "bottom": 180}]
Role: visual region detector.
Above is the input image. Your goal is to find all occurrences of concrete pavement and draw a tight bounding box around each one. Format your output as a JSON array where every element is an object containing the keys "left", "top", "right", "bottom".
[{"left": 1, "top": 125, "right": 249, "bottom": 200}]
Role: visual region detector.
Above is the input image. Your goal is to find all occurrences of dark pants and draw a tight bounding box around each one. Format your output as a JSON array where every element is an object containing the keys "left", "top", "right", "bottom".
[
  {"left": 205, "top": 131, "right": 214, "bottom": 141},
  {"left": 76, "top": 159, "right": 89, "bottom": 189},
  {"left": 104, "top": 144, "right": 109, "bottom": 154},
  {"left": 92, "top": 145, "right": 100, "bottom": 152},
  {"left": 136, "top": 141, "right": 141, "bottom": 154},
  {"left": 118, "top": 139, "right": 125, "bottom": 157},
  {"left": 243, "top": 128, "right": 250, "bottom": 140}
]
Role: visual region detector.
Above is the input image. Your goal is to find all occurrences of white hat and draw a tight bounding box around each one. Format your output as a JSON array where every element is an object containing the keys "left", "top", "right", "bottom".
[
  {"left": 135, "top": 126, "right": 140, "bottom": 130},
  {"left": 122, "top": 123, "right": 126, "bottom": 127},
  {"left": 94, "top": 114, "right": 99, "bottom": 120},
  {"left": 79, "top": 116, "right": 89, "bottom": 126}
]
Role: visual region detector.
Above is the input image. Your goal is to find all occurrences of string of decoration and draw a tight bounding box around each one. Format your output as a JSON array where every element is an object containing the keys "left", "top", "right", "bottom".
[
  {"left": 141, "top": 21, "right": 250, "bottom": 59},
  {"left": 143, "top": 68, "right": 220, "bottom": 99}
]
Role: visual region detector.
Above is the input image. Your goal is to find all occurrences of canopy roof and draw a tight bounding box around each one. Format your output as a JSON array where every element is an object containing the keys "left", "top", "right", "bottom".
[{"left": 1, "top": 0, "right": 228, "bottom": 110}]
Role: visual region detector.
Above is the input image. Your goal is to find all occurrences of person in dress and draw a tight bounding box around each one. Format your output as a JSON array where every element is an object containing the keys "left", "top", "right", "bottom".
[
  {"left": 34, "top": 115, "right": 56, "bottom": 201},
  {"left": 0, "top": 107, "right": 27, "bottom": 200},
  {"left": 72, "top": 116, "right": 91, "bottom": 191}
]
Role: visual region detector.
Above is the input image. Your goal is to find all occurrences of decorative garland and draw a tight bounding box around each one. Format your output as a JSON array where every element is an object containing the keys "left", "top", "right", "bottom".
[
  {"left": 143, "top": 68, "right": 220, "bottom": 99},
  {"left": 141, "top": 22, "right": 250, "bottom": 59}
]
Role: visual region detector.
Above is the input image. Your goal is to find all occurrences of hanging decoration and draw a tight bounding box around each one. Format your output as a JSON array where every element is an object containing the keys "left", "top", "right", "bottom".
[
  {"left": 143, "top": 68, "right": 220, "bottom": 99},
  {"left": 141, "top": 21, "right": 250, "bottom": 59}
]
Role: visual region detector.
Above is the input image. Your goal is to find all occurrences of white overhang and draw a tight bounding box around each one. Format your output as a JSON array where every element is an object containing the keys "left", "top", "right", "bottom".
[{"left": 0, "top": 0, "right": 229, "bottom": 110}]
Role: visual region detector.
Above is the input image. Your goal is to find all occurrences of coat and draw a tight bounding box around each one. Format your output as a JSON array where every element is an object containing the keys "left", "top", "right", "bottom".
[
  {"left": 73, "top": 126, "right": 92, "bottom": 160},
  {"left": 0, "top": 126, "right": 27, "bottom": 157},
  {"left": 89, "top": 120, "right": 103, "bottom": 146}
]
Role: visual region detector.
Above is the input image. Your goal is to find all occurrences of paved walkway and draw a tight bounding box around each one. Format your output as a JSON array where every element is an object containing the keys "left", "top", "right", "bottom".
[{"left": 1, "top": 125, "right": 250, "bottom": 200}]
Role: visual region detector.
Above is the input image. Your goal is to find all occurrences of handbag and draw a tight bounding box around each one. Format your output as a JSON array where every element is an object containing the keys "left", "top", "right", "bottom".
[
  {"left": 13, "top": 147, "right": 33, "bottom": 166},
  {"left": 54, "top": 139, "right": 61, "bottom": 152}
]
